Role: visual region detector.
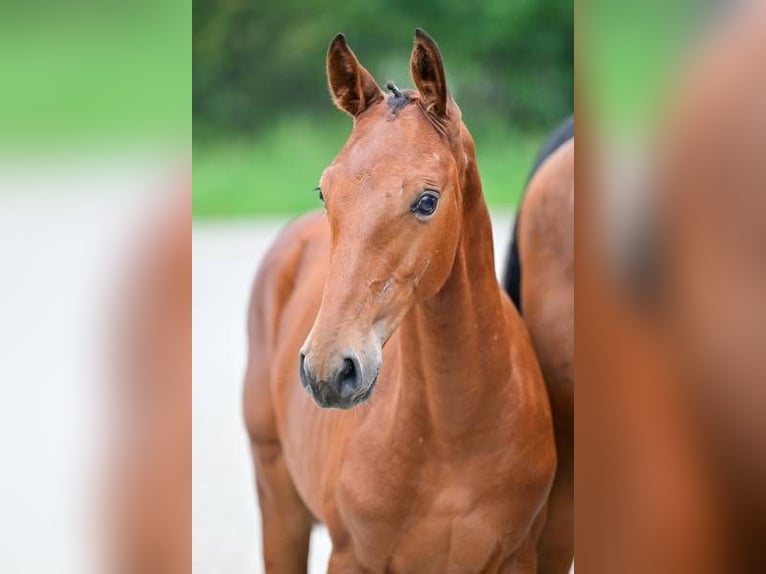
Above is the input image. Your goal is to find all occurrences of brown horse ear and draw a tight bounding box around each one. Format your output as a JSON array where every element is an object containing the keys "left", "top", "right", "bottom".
[
  {"left": 326, "top": 34, "right": 384, "bottom": 117},
  {"left": 410, "top": 28, "right": 449, "bottom": 118}
]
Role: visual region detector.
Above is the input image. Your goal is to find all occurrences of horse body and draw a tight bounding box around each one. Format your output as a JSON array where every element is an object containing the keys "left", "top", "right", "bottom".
[
  {"left": 515, "top": 140, "right": 574, "bottom": 574},
  {"left": 503, "top": 117, "right": 574, "bottom": 573},
  {"left": 244, "top": 31, "right": 555, "bottom": 573}
]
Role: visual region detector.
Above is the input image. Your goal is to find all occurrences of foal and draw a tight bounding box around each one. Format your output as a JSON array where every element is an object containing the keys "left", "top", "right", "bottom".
[{"left": 244, "top": 30, "right": 555, "bottom": 573}]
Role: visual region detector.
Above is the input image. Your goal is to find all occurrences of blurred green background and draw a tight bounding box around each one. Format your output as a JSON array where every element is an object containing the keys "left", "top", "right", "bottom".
[
  {"left": 193, "top": 0, "right": 572, "bottom": 217},
  {"left": 0, "top": 0, "right": 189, "bottom": 149},
  {"left": 583, "top": 0, "right": 703, "bottom": 136}
]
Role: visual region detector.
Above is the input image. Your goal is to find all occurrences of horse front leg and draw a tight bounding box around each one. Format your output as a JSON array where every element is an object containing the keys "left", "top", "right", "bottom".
[
  {"left": 536, "top": 455, "right": 574, "bottom": 574},
  {"left": 327, "top": 549, "right": 373, "bottom": 574},
  {"left": 244, "top": 353, "right": 313, "bottom": 573},
  {"left": 500, "top": 507, "right": 548, "bottom": 574},
  {"left": 251, "top": 440, "right": 313, "bottom": 573}
]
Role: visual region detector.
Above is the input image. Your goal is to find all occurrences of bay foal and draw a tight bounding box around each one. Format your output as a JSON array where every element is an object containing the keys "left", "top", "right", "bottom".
[{"left": 244, "top": 30, "right": 555, "bottom": 573}]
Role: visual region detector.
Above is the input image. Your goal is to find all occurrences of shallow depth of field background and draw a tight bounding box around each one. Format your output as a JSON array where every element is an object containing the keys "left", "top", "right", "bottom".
[
  {"left": 0, "top": 0, "right": 189, "bottom": 150},
  {"left": 193, "top": 0, "right": 573, "bottom": 217},
  {"left": 0, "top": 1, "right": 189, "bottom": 572}
]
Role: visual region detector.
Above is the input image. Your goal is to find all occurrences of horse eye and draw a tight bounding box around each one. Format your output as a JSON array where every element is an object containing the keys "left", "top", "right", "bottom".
[
  {"left": 412, "top": 192, "right": 439, "bottom": 217},
  {"left": 316, "top": 187, "right": 324, "bottom": 204}
]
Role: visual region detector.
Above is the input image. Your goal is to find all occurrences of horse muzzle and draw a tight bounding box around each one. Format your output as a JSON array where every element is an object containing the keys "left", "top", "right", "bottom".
[{"left": 298, "top": 343, "right": 381, "bottom": 409}]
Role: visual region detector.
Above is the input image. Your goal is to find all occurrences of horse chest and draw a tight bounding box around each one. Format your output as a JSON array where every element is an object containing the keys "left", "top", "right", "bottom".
[{"left": 333, "top": 455, "right": 518, "bottom": 573}]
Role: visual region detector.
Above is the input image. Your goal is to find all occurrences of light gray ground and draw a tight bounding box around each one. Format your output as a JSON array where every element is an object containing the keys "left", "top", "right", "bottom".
[{"left": 192, "top": 212, "right": 518, "bottom": 573}]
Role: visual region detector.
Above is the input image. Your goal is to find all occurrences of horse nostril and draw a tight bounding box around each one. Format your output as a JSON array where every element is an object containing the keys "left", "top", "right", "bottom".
[
  {"left": 299, "top": 352, "right": 311, "bottom": 389},
  {"left": 339, "top": 358, "right": 355, "bottom": 382},
  {"left": 337, "top": 357, "right": 359, "bottom": 398}
]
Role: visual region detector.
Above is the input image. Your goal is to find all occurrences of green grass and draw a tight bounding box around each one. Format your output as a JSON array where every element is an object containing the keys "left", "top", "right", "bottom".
[{"left": 193, "top": 119, "right": 543, "bottom": 218}]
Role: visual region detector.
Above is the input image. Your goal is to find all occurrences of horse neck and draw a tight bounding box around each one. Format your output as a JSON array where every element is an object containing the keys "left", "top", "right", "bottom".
[{"left": 394, "top": 148, "right": 512, "bottom": 443}]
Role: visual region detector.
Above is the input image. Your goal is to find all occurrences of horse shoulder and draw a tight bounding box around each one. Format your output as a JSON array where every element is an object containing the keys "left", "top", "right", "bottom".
[
  {"left": 499, "top": 291, "right": 557, "bottom": 496},
  {"left": 243, "top": 210, "right": 327, "bottom": 444}
]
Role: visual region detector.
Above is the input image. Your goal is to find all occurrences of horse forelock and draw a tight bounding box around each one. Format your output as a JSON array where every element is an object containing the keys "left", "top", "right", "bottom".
[
  {"left": 385, "top": 89, "right": 418, "bottom": 117},
  {"left": 352, "top": 88, "right": 470, "bottom": 179}
]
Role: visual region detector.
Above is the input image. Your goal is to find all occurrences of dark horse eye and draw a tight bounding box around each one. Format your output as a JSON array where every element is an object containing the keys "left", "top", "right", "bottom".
[{"left": 412, "top": 191, "right": 439, "bottom": 217}]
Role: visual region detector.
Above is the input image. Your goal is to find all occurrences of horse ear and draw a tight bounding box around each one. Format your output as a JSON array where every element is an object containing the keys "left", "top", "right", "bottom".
[
  {"left": 410, "top": 28, "right": 449, "bottom": 118},
  {"left": 326, "top": 34, "right": 384, "bottom": 117}
]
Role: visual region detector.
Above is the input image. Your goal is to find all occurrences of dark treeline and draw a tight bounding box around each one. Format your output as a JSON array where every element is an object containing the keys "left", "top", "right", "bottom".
[{"left": 193, "top": 0, "right": 572, "bottom": 137}]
